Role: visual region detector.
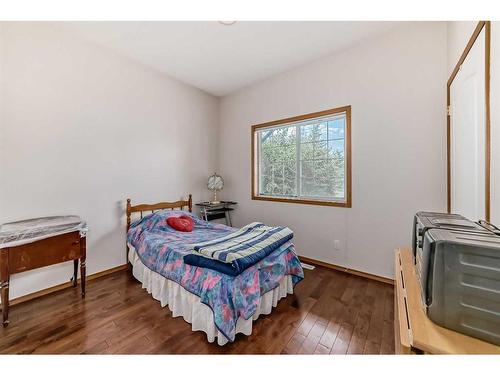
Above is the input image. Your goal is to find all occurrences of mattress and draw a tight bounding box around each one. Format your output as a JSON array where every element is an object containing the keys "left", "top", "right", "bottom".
[
  {"left": 128, "top": 245, "right": 294, "bottom": 345},
  {"left": 127, "top": 210, "right": 303, "bottom": 342}
]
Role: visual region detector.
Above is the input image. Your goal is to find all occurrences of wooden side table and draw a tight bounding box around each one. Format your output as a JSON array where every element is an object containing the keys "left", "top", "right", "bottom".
[
  {"left": 0, "top": 216, "right": 87, "bottom": 327},
  {"left": 394, "top": 248, "right": 500, "bottom": 354}
]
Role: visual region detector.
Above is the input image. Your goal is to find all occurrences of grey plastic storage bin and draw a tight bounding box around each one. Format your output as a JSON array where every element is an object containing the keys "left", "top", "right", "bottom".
[
  {"left": 421, "top": 228, "right": 500, "bottom": 345},
  {"left": 412, "top": 211, "right": 490, "bottom": 261}
]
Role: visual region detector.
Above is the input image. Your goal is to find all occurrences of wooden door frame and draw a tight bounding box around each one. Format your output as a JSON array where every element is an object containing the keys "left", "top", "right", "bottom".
[{"left": 447, "top": 21, "right": 491, "bottom": 221}]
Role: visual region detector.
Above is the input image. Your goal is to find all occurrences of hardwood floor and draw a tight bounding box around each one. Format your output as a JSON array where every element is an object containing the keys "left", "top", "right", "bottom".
[{"left": 0, "top": 266, "right": 395, "bottom": 354}]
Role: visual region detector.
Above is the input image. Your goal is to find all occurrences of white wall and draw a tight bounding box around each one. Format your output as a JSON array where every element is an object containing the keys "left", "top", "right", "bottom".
[
  {"left": 447, "top": 22, "right": 478, "bottom": 76},
  {"left": 446, "top": 21, "right": 500, "bottom": 225},
  {"left": 0, "top": 21, "right": 452, "bottom": 299},
  {"left": 0, "top": 22, "right": 219, "bottom": 299},
  {"left": 218, "top": 22, "right": 448, "bottom": 278}
]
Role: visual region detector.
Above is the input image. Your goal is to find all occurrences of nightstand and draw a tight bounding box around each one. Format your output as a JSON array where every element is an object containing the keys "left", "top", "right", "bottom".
[{"left": 196, "top": 201, "right": 237, "bottom": 227}]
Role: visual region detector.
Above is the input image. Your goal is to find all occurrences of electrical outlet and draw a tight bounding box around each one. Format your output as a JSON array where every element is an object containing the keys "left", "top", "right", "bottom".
[{"left": 334, "top": 239, "right": 341, "bottom": 251}]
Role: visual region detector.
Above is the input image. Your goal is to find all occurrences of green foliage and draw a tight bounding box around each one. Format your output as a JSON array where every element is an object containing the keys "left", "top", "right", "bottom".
[{"left": 259, "top": 122, "right": 345, "bottom": 198}]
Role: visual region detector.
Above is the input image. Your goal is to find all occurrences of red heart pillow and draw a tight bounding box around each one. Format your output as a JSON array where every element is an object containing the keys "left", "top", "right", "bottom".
[{"left": 166, "top": 215, "right": 194, "bottom": 232}]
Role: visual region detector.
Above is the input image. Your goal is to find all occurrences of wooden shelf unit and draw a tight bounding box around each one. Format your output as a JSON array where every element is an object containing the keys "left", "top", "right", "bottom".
[{"left": 394, "top": 248, "right": 500, "bottom": 354}]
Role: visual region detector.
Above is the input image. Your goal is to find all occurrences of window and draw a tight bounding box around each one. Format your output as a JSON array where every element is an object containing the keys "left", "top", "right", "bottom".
[{"left": 251, "top": 106, "right": 351, "bottom": 207}]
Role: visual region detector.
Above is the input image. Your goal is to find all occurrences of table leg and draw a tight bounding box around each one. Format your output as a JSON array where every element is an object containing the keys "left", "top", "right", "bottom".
[
  {"left": 80, "top": 257, "right": 86, "bottom": 298},
  {"left": 1, "top": 281, "right": 8, "bottom": 326},
  {"left": 80, "top": 237, "right": 86, "bottom": 298},
  {"left": 72, "top": 259, "right": 79, "bottom": 287},
  {"left": 225, "top": 211, "right": 232, "bottom": 227},
  {"left": 0, "top": 250, "right": 10, "bottom": 326}
]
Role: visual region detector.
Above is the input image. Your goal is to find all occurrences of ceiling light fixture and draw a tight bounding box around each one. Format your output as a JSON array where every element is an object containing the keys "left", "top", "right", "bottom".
[{"left": 218, "top": 21, "right": 236, "bottom": 26}]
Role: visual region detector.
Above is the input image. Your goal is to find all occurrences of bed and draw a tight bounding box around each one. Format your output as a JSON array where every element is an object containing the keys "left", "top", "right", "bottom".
[{"left": 125, "top": 195, "right": 303, "bottom": 345}]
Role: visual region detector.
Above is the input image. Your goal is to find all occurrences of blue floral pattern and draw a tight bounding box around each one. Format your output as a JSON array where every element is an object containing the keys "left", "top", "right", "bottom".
[{"left": 127, "top": 210, "right": 304, "bottom": 342}]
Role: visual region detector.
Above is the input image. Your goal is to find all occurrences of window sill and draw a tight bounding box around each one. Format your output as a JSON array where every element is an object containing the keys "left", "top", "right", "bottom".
[{"left": 251, "top": 194, "right": 351, "bottom": 208}]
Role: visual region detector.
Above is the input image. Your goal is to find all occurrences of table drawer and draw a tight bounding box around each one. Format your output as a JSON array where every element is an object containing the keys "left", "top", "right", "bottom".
[{"left": 7, "top": 231, "right": 82, "bottom": 274}]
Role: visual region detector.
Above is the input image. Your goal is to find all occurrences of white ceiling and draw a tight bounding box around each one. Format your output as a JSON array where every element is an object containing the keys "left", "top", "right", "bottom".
[{"left": 62, "top": 21, "right": 401, "bottom": 97}]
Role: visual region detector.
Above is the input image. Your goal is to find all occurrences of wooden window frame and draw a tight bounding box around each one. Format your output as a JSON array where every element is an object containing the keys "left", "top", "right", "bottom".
[
  {"left": 447, "top": 21, "right": 491, "bottom": 221},
  {"left": 251, "top": 106, "right": 352, "bottom": 208}
]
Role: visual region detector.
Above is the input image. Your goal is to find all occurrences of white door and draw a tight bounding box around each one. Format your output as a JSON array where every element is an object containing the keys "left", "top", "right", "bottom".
[{"left": 450, "top": 28, "right": 486, "bottom": 221}]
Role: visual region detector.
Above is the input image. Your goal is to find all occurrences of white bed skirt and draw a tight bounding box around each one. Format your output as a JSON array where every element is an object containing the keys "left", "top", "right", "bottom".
[{"left": 128, "top": 247, "right": 295, "bottom": 345}]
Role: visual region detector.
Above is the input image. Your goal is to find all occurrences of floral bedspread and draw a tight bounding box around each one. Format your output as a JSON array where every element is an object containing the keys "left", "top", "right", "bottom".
[{"left": 127, "top": 210, "right": 304, "bottom": 342}]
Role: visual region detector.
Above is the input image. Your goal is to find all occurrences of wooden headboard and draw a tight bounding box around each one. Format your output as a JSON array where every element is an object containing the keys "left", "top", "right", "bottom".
[
  {"left": 126, "top": 194, "right": 192, "bottom": 232},
  {"left": 125, "top": 195, "right": 192, "bottom": 268}
]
